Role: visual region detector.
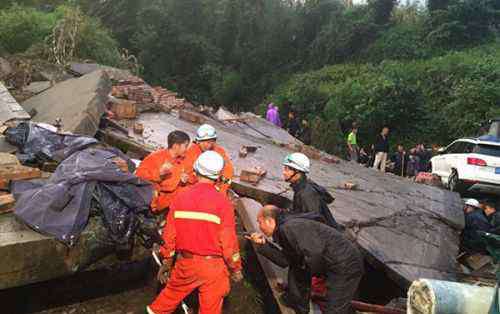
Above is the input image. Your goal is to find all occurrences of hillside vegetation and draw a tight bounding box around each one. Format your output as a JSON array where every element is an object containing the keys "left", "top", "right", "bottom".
[{"left": 1, "top": 0, "right": 499, "bottom": 154}]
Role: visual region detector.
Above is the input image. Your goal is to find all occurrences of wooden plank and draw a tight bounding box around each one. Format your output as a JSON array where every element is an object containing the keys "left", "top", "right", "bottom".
[{"left": 0, "top": 165, "right": 41, "bottom": 181}]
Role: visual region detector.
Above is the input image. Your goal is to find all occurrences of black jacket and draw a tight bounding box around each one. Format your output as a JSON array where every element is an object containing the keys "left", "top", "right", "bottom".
[
  {"left": 257, "top": 213, "right": 363, "bottom": 276},
  {"left": 290, "top": 175, "right": 339, "bottom": 229},
  {"left": 391, "top": 151, "right": 409, "bottom": 176},
  {"left": 287, "top": 117, "right": 301, "bottom": 137},
  {"left": 461, "top": 209, "right": 491, "bottom": 253},
  {"left": 374, "top": 134, "right": 389, "bottom": 153}
]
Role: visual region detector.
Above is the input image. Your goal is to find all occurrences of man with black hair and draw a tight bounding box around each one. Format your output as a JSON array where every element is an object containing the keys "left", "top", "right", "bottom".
[
  {"left": 373, "top": 126, "right": 390, "bottom": 172},
  {"left": 484, "top": 200, "right": 500, "bottom": 234},
  {"left": 286, "top": 110, "right": 301, "bottom": 138},
  {"left": 136, "top": 130, "right": 192, "bottom": 213},
  {"left": 247, "top": 205, "right": 364, "bottom": 314}
]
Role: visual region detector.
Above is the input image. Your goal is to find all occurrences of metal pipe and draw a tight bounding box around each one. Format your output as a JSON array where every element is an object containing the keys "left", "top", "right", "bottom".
[{"left": 407, "top": 279, "right": 496, "bottom": 314}]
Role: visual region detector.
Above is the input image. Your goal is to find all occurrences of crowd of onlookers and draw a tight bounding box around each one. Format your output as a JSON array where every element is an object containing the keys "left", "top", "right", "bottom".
[
  {"left": 347, "top": 124, "right": 439, "bottom": 178},
  {"left": 266, "top": 105, "right": 441, "bottom": 178}
]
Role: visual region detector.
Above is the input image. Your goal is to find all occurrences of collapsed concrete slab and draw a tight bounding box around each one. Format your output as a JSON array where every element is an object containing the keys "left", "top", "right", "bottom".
[
  {"left": 0, "top": 213, "right": 148, "bottom": 290},
  {"left": 0, "top": 82, "right": 30, "bottom": 125},
  {"left": 102, "top": 109, "right": 468, "bottom": 289},
  {"left": 21, "top": 70, "right": 111, "bottom": 136}
]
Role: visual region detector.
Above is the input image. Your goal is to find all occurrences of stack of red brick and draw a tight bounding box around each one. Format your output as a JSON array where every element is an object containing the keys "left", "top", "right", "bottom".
[{"left": 110, "top": 76, "right": 189, "bottom": 116}]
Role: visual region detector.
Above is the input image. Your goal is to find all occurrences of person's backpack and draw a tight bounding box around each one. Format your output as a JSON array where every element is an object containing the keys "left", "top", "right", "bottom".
[{"left": 309, "top": 181, "right": 334, "bottom": 204}]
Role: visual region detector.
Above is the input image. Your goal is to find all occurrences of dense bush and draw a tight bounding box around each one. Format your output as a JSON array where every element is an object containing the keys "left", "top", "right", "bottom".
[
  {"left": 0, "top": 4, "right": 59, "bottom": 54},
  {"left": 0, "top": 4, "right": 123, "bottom": 67},
  {"left": 269, "top": 44, "right": 500, "bottom": 155}
]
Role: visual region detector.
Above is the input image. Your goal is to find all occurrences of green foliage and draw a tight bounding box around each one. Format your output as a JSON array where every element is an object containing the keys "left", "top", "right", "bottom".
[
  {"left": 0, "top": 4, "right": 123, "bottom": 67},
  {"left": 76, "top": 16, "right": 123, "bottom": 67},
  {"left": 0, "top": 4, "right": 60, "bottom": 53},
  {"left": 425, "top": 0, "right": 500, "bottom": 49},
  {"left": 270, "top": 44, "right": 500, "bottom": 154},
  {"left": 368, "top": 0, "right": 398, "bottom": 25}
]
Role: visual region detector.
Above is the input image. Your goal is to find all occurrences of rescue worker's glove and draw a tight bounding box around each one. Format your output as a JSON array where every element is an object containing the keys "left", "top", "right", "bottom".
[
  {"left": 231, "top": 270, "right": 244, "bottom": 283},
  {"left": 157, "top": 259, "right": 173, "bottom": 284}
]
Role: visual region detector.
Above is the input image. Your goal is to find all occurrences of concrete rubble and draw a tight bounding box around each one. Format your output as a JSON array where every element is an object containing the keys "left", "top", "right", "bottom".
[
  {"left": 22, "top": 70, "right": 111, "bottom": 136},
  {"left": 0, "top": 64, "right": 492, "bottom": 314}
]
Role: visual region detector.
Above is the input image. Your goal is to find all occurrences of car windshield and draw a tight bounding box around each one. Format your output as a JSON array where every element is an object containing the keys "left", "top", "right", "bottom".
[{"left": 474, "top": 144, "right": 500, "bottom": 157}]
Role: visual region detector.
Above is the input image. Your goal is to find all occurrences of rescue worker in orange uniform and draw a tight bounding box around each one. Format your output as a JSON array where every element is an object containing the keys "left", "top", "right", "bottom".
[
  {"left": 185, "top": 124, "right": 234, "bottom": 194},
  {"left": 136, "top": 131, "right": 191, "bottom": 213},
  {"left": 147, "top": 151, "right": 243, "bottom": 314}
]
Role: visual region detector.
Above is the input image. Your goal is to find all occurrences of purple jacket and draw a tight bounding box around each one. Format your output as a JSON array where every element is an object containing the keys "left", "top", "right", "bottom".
[{"left": 266, "top": 103, "right": 282, "bottom": 127}]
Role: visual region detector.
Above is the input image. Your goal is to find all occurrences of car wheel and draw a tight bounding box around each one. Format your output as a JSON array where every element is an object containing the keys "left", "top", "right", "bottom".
[{"left": 448, "top": 169, "right": 463, "bottom": 193}]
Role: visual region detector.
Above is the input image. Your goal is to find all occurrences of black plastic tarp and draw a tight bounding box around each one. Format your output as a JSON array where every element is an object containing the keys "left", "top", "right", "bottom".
[
  {"left": 5, "top": 122, "right": 98, "bottom": 164},
  {"left": 13, "top": 147, "right": 153, "bottom": 247}
]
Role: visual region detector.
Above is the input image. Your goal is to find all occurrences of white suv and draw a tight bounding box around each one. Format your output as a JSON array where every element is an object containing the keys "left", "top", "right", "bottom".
[{"left": 431, "top": 137, "right": 500, "bottom": 194}]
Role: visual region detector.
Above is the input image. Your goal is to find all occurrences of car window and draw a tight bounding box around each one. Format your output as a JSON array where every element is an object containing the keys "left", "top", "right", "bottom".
[
  {"left": 463, "top": 143, "right": 475, "bottom": 154},
  {"left": 473, "top": 144, "right": 500, "bottom": 157},
  {"left": 446, "top": 142, "right": 465, "bottom": 154}
]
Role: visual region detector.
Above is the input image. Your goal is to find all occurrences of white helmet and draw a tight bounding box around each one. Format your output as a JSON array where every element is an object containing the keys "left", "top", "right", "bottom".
[
  {"left": 283, "top": 153, "right": 310, "bottom": 173},
  {"left": 465, "top": 198, "right": 480, "bottom": 208},
  {"left": 194, "top": 151, "right": 224, "bottom": 180},
  {"left": 195, "top": 124, "right": 217, "bottom": 142}
]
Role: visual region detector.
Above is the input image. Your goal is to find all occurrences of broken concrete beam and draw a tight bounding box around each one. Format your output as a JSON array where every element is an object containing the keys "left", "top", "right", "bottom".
[
  {"left": 178, "top": 110, "right": 207, "bottom": 125},
  {"left": 21, "top": 70, "right": 111, "bottom": 136},
  {"left": 97, "top": 129, "right": 153, "bottom": 160},
  {"left": 0, "top": 82, "right": 31, "bottom": 125},
  {"left": 0, "top": 214, "right": 148, "bottom": 289},
  {"left": 0, "top": 165, "right": 41, "bottom": 181}
]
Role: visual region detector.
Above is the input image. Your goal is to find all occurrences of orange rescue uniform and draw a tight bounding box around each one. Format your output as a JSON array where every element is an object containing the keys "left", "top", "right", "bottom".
[
  {"left": 149, "top": 182, "right": 242, "bottom": 314},
  {"left": 184, "top": 143, "right": 234, "bottom": 194},
  {"left": 135, "top": 149, "right": 190, "bottom": 213}
]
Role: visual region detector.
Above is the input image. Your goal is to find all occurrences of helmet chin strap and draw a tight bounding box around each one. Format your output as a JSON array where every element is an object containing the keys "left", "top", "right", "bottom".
[{"left": 285, "top": 169, "right": 299, "bottom": 183}]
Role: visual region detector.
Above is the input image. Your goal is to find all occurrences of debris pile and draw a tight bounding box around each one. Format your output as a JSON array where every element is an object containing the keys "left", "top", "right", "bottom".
[{"left": 0, "top": 63, "right": 490, "bottom": 314}]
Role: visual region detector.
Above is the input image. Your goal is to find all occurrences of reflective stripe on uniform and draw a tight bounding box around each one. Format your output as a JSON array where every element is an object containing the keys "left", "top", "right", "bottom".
[
  {"left": 232, "top": 253, "right": 240, "bottom": 262},
  {"left": 174, "top": 211, "right": 221, "bottom": 224}
]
